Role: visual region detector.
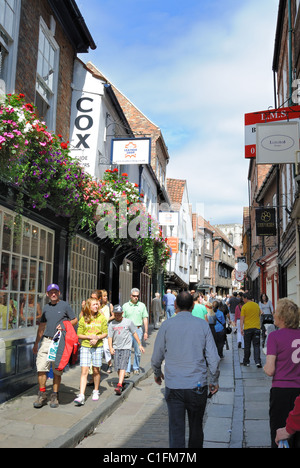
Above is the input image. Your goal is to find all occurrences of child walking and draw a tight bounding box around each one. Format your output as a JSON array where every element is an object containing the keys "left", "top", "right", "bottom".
[
  {"left": 108, "top": 304, "right": 144, "bottom": 395},
  {"left": 74, "top": 298, "right": 108, "bottom": 405}
]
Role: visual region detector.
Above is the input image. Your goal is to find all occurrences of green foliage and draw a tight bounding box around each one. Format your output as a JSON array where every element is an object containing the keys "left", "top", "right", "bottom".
[{"left": 0, "top": 93, "right": 171, "bottom": 271}]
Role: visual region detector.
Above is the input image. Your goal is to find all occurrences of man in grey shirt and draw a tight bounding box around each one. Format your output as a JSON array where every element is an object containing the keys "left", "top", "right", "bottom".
[{"left": 151, "top": 291, "right": 220, "bottom": 449}]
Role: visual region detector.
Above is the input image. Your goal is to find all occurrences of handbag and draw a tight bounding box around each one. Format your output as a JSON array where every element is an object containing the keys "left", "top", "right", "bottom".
[
  {"left": 216, "top": 317, "right": 231, "bottom": 334},
  {"left": 47, "top": 330, "right": 61, "bottom": 362},
  {"left": 262, "top": 314, "right": 274, "bottom": 325}
]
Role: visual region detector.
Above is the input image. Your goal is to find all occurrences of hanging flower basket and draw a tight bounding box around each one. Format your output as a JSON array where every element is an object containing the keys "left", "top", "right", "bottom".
[{"left": 0, "top": 93, "right": 171, "bottom": 271}]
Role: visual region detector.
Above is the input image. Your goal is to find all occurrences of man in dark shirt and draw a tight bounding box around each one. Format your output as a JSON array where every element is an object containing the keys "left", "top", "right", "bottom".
[
  {"left": 33, "top": 284, "right": 77, "bottom": 408},
  {"left": 229, "top": 292, "right": 240, "bottom": 321}
]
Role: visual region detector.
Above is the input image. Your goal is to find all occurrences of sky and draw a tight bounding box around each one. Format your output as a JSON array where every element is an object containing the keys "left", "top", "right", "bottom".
[{"left": 77, "top": 0, "right": 279, "bottom": 225}]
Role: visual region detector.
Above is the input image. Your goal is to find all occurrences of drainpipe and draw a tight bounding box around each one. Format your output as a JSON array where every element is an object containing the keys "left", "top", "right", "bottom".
[
  {"left": 288, "top": 0, "right": 293, "bottom": 105},
  {"left": 296, "top": 222, "right": 300, "bottom": 305},
  {"left": 273, "top": 70, "right": 278, "bottom": 109}
]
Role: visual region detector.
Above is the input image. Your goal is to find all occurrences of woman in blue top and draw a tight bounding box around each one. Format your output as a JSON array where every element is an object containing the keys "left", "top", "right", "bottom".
[{"left": 213, "top": 301, "right": 226, "bottom": 358}]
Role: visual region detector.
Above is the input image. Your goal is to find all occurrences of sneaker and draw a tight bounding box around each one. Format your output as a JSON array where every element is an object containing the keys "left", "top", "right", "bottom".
[
  {"left": 256, "top": 363, "right": 262, "bottom": 368},
  {"left": 74, "top": 394, "right": 85, "bottom": 406},
  {"left": 107, "top": 366, "right": 113, "bottom": 374},
  {"left": 133, "top": 369, "right": 140, "bottom": 375},
  {"left": 50, "top": 392, "right": 59, "bottom": 408},
  {"left": 92, "top": 390, "right": 100, "bottom": 401},
  {"left": 124, "top": 372, "right": 130, "bottom": 379},
  {"left": 33, "top": 391, "right": 47, "bottom": 409},
  {"left": 241, "top": 362, "right": 250, "bottom": 367},
  {"left": 114, "top": 383, "right": 123, "bottom": 395}
]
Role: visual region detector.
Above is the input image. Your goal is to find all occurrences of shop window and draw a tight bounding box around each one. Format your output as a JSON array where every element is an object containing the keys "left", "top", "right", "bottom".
[{"left": 0, "top": 206, "right": 54, "bottom": 331}]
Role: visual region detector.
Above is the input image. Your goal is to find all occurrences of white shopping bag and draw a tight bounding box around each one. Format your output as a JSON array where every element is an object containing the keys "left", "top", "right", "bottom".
[{"left": 47, "top": 331, "right": 61, "bottom": 362}]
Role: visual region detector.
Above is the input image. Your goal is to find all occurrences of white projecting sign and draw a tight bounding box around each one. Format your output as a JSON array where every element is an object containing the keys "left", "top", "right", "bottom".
[
  {"left": 111, "top": 138, "right": 151, "bottom": 165},
  {"left": 256, "top": 122, "right": 299, "bottom": 164}
]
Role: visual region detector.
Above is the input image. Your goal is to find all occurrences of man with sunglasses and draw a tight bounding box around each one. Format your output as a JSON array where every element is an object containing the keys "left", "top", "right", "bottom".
[
  {"left": 33, "top": 284, "right": 77, "bottom": 409},
  {"left": 122, "top": 288, "right": 148, "bottom": 377}
]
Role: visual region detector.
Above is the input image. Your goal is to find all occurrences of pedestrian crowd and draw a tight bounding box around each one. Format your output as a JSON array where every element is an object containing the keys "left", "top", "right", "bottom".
[
  {"left": 32, "top": 283, "right": 300, "bottom": 449},
  {"left": 33, "top": 285, "right": 148, "bottom": 408}
]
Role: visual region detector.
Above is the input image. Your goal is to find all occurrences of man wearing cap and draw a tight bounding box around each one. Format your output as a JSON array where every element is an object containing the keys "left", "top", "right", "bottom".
[
  {"left": 33, "top": 284, "right": 78, "bottom": 408},
  {"left": 122, "top": 288, "right": 148, "bottom": 377}
]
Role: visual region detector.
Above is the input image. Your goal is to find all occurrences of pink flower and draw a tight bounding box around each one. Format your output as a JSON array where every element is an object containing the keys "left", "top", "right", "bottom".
[{"left": 0, "top": 136, "right": 6, "bottom": 144}]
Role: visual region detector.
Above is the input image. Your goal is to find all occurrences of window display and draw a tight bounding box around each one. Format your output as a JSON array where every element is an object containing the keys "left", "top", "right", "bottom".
[{"left": 0, "top": 206, "right": 54, "bottom": 330}]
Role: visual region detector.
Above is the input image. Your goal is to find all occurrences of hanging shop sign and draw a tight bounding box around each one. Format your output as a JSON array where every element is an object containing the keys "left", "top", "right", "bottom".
[
  {"left": 235, "top": 261, "right": 248, "bottom": 273},
  {"left": 234, "top": 270, "right": 245, "bottom": 282},
  {"left": 70, "top": 93, "right": 101, "bottom": 174},
  {"left": 111, "top": 138, "right": 151, "bottom": 165},
  {"left": 256, "top": 122, "right": 299, "bottom": 164},
  {"left": 255, "top": 207, "right": 277, "bottom": 237},
  {"left": 159, "top": 212, "right": 179, "bottom": 226},
  {"left": 244, "top": 105, "right": 300, "bottom": 159},
  {"left": 69, "top": 60, "right": 104, "bottom": 177},
  {"left": 166, "top": 237, "right": 179, "bottom": 254}
]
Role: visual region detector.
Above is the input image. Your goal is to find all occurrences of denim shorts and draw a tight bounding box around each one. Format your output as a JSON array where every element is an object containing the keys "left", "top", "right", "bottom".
[{"left": 80, "top": 346, "right": 103, "bottom": 368}]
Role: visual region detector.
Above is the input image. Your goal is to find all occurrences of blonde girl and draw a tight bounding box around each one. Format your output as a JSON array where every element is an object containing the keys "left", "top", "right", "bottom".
[
  {"left": 74, "top": 298, "right": 108, "bottom": 405},
  {"left": 100, "top": 290, "right": 114, "bottom": 373}
]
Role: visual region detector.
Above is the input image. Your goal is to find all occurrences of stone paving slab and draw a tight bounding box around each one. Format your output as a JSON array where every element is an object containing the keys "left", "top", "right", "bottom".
[{"left": 0, "top": 327, "right": 274, "bottom": 449}]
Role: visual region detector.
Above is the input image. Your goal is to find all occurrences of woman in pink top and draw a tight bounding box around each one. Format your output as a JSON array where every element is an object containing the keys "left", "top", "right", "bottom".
[{"left": 264, "top": 298, "right": 300, "bottom": 448}]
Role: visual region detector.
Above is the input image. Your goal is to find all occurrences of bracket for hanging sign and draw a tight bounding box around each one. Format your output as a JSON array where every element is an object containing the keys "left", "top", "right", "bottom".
[{"left": 295, "top": 150, "right": 300, "bottom": 176}]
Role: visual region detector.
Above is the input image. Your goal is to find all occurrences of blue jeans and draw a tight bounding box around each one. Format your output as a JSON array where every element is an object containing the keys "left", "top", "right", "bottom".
[
  {"left": 165, "top": 386, "right": 208, "bottom": 448},
  {"left": 126, "top": 327, "right": 143, "bottom": 373},
  {"left": 166, "top": 305, "right": 175, "bottom": 319}
]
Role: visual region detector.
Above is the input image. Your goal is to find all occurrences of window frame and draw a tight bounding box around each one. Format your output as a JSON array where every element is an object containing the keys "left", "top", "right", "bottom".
[
  {"left": 69, "top": 235, "right": 99, "bottom": 318},
  {"left": 0, "top": 0, "right": 21, "bottom": 94},
  {"left": 35, "top": 16, "right": 59, "bottom": 132},
  {"left": 0, "top": 205, "right": 55, "bottom": 332}
]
